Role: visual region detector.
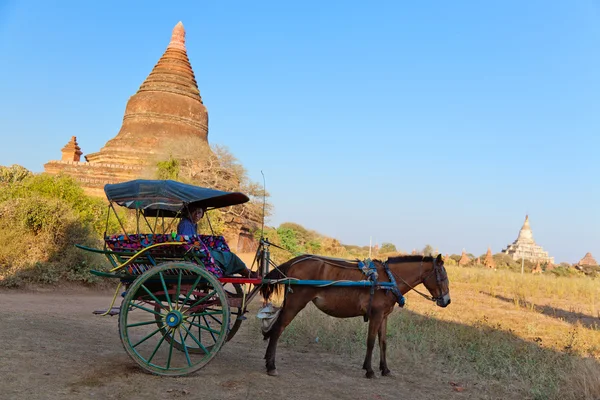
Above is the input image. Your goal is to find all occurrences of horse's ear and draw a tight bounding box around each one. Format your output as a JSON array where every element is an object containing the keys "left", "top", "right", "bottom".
[{"left": 436, "top": 254, "right": 443, "bottom": 263}]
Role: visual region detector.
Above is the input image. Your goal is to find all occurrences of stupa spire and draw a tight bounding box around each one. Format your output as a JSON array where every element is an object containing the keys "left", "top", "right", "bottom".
[
  {"left": 458, "top": 249, "right": 470, "bottom": 266},
  {"left": 168, "top": 21, "right": 186, "bottom": 51},
  {"left": 61, "top": 136, "right": 83, "bottom": 162},
  {"left": 136, "top": 21, "right": 201, "bottom": 101},
  {"left": 483, "top": 246, "right": 495, "bottom": 269},
  {"left": 517, "top": 214, "right": 533, "bottom": 242},
  {"left": 83, "top": 21, "right": 208, "bottom": 166}
]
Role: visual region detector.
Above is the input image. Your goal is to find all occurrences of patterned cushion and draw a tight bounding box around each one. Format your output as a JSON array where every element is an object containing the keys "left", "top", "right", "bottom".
[
  {"left": 104, "top": 233, "right": 231, "bottom": 278},
  {"left": 200, "top": 235, "right": 231, "bottom": 252}
]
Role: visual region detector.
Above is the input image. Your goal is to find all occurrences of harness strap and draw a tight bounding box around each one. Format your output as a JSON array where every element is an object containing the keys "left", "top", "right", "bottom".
[
  {"left": 358, "top": 259, "right": 378, "bottom": 281},
  {"left": 358, "top": 259, "right": 378, "bottom": 322},
  {"left": 382, "top": 262, "right": 406, "bottom": 308}
]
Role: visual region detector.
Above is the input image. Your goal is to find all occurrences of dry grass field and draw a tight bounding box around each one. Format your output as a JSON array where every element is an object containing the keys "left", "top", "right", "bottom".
[
  {"left": 1, "top": 258, "right": 598, "bottom": 400},
  {"left": 263, "top": 265, "right": 600, "bottom": 400}
]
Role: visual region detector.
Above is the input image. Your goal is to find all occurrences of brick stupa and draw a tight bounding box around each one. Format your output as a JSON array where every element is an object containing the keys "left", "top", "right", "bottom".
[
  {"left": 61, "top": 136, "right": 83, "bottom": 162},
  {"left": 44, "top": 22, "right": 209, "bottom": 196},
  {"left": 483, "top": 247, "right": 495, "bottom": 269},
  {"left": 458, "top": 250, "right": 470, "bottom": 266},
  {"left": 577, "top": 252, "right": 598, "bottom": 266}
]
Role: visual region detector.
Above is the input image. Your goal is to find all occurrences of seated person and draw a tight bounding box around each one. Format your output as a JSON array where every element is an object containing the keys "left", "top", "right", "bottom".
[{"left": 177, "top": 205, "right": 258, "bottom": 278}]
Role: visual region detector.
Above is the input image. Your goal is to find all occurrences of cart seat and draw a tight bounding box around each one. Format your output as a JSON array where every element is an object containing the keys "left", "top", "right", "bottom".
[
  {"left": 103, "top": 234, "right": 233, "bottom": 278},
  {"left": 104, "top": 233, "right": 231, "bottom": 252}
]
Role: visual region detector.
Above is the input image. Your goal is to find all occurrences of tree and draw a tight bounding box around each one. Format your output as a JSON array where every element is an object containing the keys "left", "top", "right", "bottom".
[
  {"left": 279, "top": 222, "right": 319, "bottom": 247},
  {"left": 449, "top": 254, "right": 461, "bottom": 262},
  {"left": 0, "top": 164, "right": 32, "bottom": 184},
  {"left": 492, "top": 253, "right": 520, "bottom": 270},
  {"left": 276, "top": 226, "right": 300, "bottom": 254},
  {"left": 153, "top": 145, "right": 272, "bottom": 238},
  {"left": 156, "top": 157, "right": 180, "bottom": 180},
  {"left": 422, "top": 244, "right": 435, "bottom": 257},
  {"left": 380, "top": 243, "right": 397, "bottom": 253}
]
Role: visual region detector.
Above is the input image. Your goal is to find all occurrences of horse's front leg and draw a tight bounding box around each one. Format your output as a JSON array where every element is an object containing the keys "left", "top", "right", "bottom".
[
  {"left": 264, "top": 294, "right": 309, "bottom": 376},
  {"left": 362, "top": 311, "right": 384, "bottom": 378},
  {"left": 378, "top": 315, "right": 391, "bottom": 376}
]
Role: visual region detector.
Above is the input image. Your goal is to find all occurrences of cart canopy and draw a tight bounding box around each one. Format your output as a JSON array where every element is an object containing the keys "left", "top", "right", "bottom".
[{"left": 104, "top": 179, "right": 249, "bottom": 217}]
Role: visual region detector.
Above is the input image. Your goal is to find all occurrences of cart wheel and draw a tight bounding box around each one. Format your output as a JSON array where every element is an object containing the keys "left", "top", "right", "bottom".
[
  {"left": 155, "top": 282, "right": 244, "bottom": 353},
  {"left": 119, "top": 262, "right": 230, "bottom": 376}
]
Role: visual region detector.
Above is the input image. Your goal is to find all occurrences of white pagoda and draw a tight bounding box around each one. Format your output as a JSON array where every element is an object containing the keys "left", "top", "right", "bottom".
[{"left": 501, "top": 215, "right": 554, "bottom": 264}]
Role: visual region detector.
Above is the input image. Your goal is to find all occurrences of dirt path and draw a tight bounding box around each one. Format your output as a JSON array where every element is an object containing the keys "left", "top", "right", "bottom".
[{"left": 0, "top": 290, "right": 487, "bottom": 400}]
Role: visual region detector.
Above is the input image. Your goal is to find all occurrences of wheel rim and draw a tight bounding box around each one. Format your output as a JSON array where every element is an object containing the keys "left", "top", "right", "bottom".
[{"left": 119, "top": 262, "right": 230, "bottom": 376}]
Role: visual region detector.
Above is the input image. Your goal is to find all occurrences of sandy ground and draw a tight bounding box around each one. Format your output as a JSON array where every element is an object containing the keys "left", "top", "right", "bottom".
[{"left": 0, "top": 289, "right": 493, "bottom": 400}]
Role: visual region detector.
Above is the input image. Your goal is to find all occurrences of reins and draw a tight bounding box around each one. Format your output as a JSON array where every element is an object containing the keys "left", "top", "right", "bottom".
[{"left": 386, "top": 260, "right": 437, "bottom": 302}]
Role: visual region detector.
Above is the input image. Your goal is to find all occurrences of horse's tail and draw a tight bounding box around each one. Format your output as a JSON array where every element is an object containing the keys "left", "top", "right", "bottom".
[{"left": 259, "top": 257, "right": 296, "bottom": 302}]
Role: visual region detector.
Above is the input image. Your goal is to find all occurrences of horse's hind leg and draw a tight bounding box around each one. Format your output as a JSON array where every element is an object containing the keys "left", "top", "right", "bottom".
[
  {"left": 378, "top": 315, "right": 391, "bottom": 376},
  {"left": 264, "top": 292, "right": 311, "bottom": 376},
  {"left": 362, "top": 311, "right": 384, "bottom": 379}
]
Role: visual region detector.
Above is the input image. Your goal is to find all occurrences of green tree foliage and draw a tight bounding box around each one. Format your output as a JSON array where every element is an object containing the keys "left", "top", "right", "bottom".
[
  {"left": 0, "top": 164, "right": 32, "bottom": 183},
  {"left": 253, "top": 222, "right": 358, "bottom": 262},
  {"left": 276, "top": 226, "right": 300, "bottom": 254},
  {"left": 380, "top": 243, "right": 397, "bottom": 253},
  {"left": 156, "top": 157, "right": 180, "bottom": 180},
  {"left": 492, "top": 253, "right": 521, "bottom": 271},
  {"left": 0, "top": 168, "right": 111, "bottom": 286}
]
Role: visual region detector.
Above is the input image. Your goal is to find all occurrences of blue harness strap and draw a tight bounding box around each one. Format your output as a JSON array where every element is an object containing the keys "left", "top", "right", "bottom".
[
  {"left": 357, "top": 259, "right": 378, "bottom": 322},
  {"left": 356, "top": 259, "right": 405, "bottom": 324},
  {"left": 357, "top": 259, "right": 378, "bottom": 281},
  {"left": 382, "top": 261, "right": 406, "bottom": 308}
]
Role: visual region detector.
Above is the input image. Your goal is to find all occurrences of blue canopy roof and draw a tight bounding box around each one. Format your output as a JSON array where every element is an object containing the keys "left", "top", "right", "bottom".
[{"left": 104, "top": 179, "right": 249, "bottom": 217}]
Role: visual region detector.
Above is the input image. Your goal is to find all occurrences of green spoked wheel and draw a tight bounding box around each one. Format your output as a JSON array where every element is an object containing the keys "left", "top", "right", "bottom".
[
  {"left": 119, "top": 262, "right": 230, "bottom": 376},
  {"left": 154, "top": 283, "right": 244, "bottom": 353}
]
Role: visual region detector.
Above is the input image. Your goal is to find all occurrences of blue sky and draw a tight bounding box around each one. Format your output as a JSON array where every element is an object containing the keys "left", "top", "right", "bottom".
[{"left": 0, "top": 1, "right": 598, "bottom": 263}]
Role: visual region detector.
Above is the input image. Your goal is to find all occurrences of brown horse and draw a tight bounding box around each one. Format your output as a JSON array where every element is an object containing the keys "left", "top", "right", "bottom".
[{"left": 259, "top": 253, "right": 450, "bottom": 378}]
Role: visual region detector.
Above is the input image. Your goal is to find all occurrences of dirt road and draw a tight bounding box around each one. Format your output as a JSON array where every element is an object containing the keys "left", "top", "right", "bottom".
[{"left": 0, "top": 289, "right": 484, "bottom": 400}]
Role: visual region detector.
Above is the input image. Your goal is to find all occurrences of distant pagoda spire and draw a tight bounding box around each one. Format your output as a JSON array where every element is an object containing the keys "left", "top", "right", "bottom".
[
  {"left": 61, "top": 136, "right": 83, "bottom": 162},
  {"left": 458, "top": 249, "right": 470, "bottom": 266},
  {"left": 578, "top": 252, "right": 598, "bottom": 266},
  {"left": 517, "top": 214, "right": 534, "bottom": 243},
  {"left": 483, "top": 247, "right": 495, "bottom": 269}
]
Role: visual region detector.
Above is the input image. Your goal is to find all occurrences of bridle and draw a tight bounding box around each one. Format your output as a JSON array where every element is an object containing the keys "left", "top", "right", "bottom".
[{"left": 388, "top": 257, "right": 449, "bottom": 303}]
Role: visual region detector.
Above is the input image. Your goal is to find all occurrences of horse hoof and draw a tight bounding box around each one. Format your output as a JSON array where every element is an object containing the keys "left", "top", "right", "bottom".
[
  {"left": 381, "top": 369, "right": 391, "bottom": 376},
  {"left": 365, "top": 371, "right": 375, "bottom": 379},
  {"left": 267, "top": 369, "right": 279, "bottom": 377}
]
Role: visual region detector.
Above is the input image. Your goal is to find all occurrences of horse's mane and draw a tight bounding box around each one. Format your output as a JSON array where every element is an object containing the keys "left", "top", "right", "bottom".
[{"left": 387, "top": 255, "right": 435, "bottom": 263}]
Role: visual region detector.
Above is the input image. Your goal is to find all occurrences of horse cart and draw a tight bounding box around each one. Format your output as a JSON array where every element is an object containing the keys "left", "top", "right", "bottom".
[{"left": 78, "top": 179, "right": 450, "bottom": 378}]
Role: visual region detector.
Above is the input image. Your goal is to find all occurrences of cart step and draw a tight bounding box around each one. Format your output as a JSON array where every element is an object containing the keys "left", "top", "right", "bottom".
[{"left": 93, "top": 307, "right": 120, "bottom": 316}]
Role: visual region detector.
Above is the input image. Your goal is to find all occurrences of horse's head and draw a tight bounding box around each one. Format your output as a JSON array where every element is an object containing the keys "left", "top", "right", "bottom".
[{"left": 422, "top": 254, "right": 451, "bottom": 307}]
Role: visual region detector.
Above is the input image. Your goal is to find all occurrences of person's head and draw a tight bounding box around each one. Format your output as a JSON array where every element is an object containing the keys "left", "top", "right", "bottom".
[{"left": 187, "top": 206, "right": 205, "bottom": 223}]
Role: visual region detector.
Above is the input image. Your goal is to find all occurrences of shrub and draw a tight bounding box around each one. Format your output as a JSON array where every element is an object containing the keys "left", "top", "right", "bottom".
[{"left": 0, "top": 168, "right": 111, "bottom": 287}]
